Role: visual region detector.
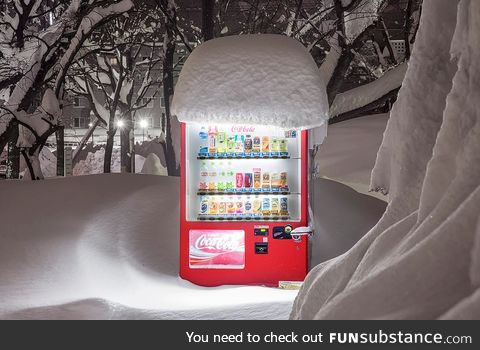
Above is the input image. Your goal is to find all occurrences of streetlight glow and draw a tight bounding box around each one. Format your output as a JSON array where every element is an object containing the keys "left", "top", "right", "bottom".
[
  {"left": 139, "top": 119, "right": 148, "bottom": 128},
  {"left": 88, "top": 122, "right": 93, "bottom": 128},
  {"left": 116, "top": 120, "right": 125, "bottom": 128}
]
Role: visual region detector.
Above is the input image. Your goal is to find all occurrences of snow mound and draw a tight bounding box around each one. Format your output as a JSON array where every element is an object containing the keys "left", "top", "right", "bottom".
[
  {"left": 171, "top": 34, "right": 329, "bottom": 130},
  {"left": 0, "top": 175, "right": 297, "bottom": 319},
  {"left": 73, "top": 148, "right": 145, "bottom": 176},
  {"left": 291, "top": 0, "right": 480, "bottom": 320},
  {"left": 140, "top": 153, "right": 167, "bottom": 176}
]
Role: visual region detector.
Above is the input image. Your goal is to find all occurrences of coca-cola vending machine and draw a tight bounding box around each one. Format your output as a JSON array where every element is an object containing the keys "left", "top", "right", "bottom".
[{"left": 180, "top": 123, "right": 311, "bottom": 287}]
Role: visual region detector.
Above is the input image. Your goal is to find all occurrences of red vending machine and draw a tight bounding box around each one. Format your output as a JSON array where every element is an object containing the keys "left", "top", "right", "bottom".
[{"left": 180, "top": 123, "right": 310, "bottom": 287}]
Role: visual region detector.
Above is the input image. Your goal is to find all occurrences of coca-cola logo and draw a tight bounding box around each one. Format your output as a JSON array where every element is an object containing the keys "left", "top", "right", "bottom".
[
  {"left": 194, "top": 234, "right": 240, "bottom": 252},
  {"left": 231, "top": 125, "right": 255, "bottom": 133}
]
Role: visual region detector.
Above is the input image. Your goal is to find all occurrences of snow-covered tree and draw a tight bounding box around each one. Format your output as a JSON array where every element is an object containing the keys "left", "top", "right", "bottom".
[
  {"left": 67, "top": 5, "right": 164, "bottom": 173},
  {"left": 0, "top": 0, "right": 134, "bottom": 180}
]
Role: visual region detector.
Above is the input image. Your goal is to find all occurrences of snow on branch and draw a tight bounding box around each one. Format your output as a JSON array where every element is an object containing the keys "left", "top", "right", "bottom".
[{"left": 329, "top": 62, "right": 407, "bottom": 117}]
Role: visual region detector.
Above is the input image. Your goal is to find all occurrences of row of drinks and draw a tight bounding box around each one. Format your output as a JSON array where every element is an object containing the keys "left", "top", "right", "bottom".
[
  {"left": 199, "top": 126, "right": 288, "bottom": 155},
  {"left": 199, "top": 162, "right": 289, "bottom": 192},
  {"left": 199, "top": 196, "right": 289, "bottom": 217}
]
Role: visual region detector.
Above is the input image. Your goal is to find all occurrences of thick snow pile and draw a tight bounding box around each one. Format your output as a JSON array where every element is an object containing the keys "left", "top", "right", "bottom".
[
  {"left": 291, "top": 0, "right": 480, "bottom": 319},
  {"left": 73, "top": 148, "right": 145, "bottom": 176},
  {"left": 0, "top": 175, "right": 297, "bottom": 319},
  {"left": 140, "top": 153, "right": 167, "bottom": 176},
  {"left": 171, "top": 34, "right": 329, "bottom": 129},
  {"left": 315, "top": 113, "right": 388, "bottom": 199}
]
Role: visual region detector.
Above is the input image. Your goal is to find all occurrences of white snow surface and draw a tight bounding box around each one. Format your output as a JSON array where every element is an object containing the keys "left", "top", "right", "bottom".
[
  {"left": 291, "top": 0, "right": 480, "bottom": 319},
  {"left": 171, "top": 34, "right": 329, "bottom": 130},
  {"left": 140, "top": 153, "right": 167, "bottom": 176},
  {"left": 73, "top": 148, "right": 145, "bottom": 176},
  {"left": 329, "top": 63, "right": 407, "bottom": 117},
  {"left": 0, "top": 175, "right": 297, "bottom": 319}
]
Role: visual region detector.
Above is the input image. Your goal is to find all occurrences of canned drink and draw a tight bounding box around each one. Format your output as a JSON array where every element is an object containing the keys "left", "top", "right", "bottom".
[
  {"left": 262, "top": 172, "right": 270, "bottom": 189},
  {"left": 244, "top": 135, "right": 253, "bottom": 153},
  {"left": 280, "top": 172, "right": 288, "bottom": 189},
  {"left": 262, "top": 198, "right": 271, "bottom": 216},
  {"left": 279, "top": 138, "right": 288, "bottom": 153},
  {"left": 244, "top": 197, "right": 253, "bottom": 214},
  {"left": 209, "top": 198, "right": 218, "bottom": 215},
  {"left": 253, "top": 168, "right": 261, "bottom": 189},
  {"left": 244, "top": 173, "right": 253, "bottom": 188},
  {"left": 227, "top": 198, "right": 236, "bottom": 215},
  {"left": 271, "top": 198, "right": 279, "bottom": 215},
  {"left": 235, "top": 198, "right": 244, "bottom": 214},
  {"left": 262, "top": 136, "right": 270, "bottom": 152},
  {"left": 218, "top": 200, "right": 226, "bottom": 215},
  {"left": 253, "top": 136, "right": 261, "bottom": 152},
  {"left": 280, "top": 197, "right": 288, "bottom": 214},
  {"left": 253, "top": 197, "right": 262, "bottom": 214},
  {"left": 199, "top": 197, "right": 209, "bottom": 215},
  {"left": 236, "top": 173, "right": 244, "bottom": 188},
  {"left": 271, "top": 172, "right": 280, "bottom": 189},
  {"left": 217, "top": 132, "right": 227, "bottom": 153},
  {"left": 271, "top": 137, "right": 280, "bottom": 152}
]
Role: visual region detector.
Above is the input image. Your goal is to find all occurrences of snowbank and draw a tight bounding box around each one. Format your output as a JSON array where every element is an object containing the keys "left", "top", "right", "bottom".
[
  {"left": 315, "top": 113, "right": 388, "bottom": 199},
  {"left": 0, "top": 175, "right": 297, "bottom": 319},
  {"left": 291, "top": 0, "right": 480, "bottom": 319},
  {"left": 140, "top": 153, "right": 167, "bottom": 176},
  {"left": 73, "top": 148, "right": 145, "bottom": 176},
  {"left": 171, "top": 34, "right": 329, "bottom": 130}
]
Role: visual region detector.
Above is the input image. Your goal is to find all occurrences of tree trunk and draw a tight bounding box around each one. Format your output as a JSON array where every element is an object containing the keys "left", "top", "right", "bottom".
[
  {"left": 120, "top": 115, "right": 134, "bottom": 173},
  {"left": 7, "top": 121, "right": 20, "bottom": 179},
  {"left": 202, "top": 0, "right": 215, "bottom": 41},
  {"left": 162, "top": 0, "right": 180, "bottom": 176},
  {"left": 56, "top": 126, "right": 65, "bottom": 176},
  {"left": 21, "top": 147, "right": 43, "bottom": 180},
  {"left": 104, "top": 128, "right": 116, "bottom": 173}
]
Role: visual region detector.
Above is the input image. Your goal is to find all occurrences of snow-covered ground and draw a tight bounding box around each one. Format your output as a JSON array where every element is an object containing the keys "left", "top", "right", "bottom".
[
  {"left": 0, "top": 118, "right": 388, "bottom": 320},
  {"left": 0, "top": 175, "right": 298, "bottom": 319}
]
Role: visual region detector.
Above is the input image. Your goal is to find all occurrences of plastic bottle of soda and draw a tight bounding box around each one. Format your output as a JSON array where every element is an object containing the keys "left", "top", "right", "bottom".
[
  {"left": 208, "top": 126, "right": 218, "bottom": 153},
  {"left": 199, "top": 127, "right": 208, "bottom": 154}
]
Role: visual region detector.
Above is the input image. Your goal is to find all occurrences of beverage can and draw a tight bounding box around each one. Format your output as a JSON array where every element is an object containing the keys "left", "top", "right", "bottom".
[
  {"left": 253, "top": 197, "right": 262, "bottom": 214},
  {"left": 279, "top": 138, "right": 288, "bottom": 153},
  {"left": 218, "top": 200, "right": 226, "bottom": 215},
  {"left": 271, "top": 137, "right": 279, "bottom": 152},
  {"left": 280, "top": 172, "right": 288, "bottom": 189},
  {"left": 208, "top": 167, "right": 217, "bottom": 191},
  {"left": 227, "top": 198, "right": 236, "bottom": 214},
  {"left": 227, "top": 136, "right": 235, "bottom": 154},
  {"left": 244, "top": 135, "right": 253, "bottom": 153},
  {"left": 261, "top": 136, "right": 270, "bottom": 152},
  {"left": 244, "top": 197, "right": 253, "bottom": 214},
  {"left": 271, "top": 198, "right": 279, "bottom": 215},
  {"left": 271, "top": 172, "right": 280, "bottom": 189},
  {"left": 209, "top": 198, "right": 218, "bottom": 215},
  {"left": 253, "top": 136, "right": 261, "bottom": 152},
  {"left": 217, "top": 132, "right": 226, "bottom": 153},
  {"left": 253, "top": 168, "right": 261, "bottom": 189},
  {"left": 280, "top": 197, "right": 288, "bottom": 214},
  {"left": 235, "top": 197, "right": 244, "bottom": 214},
  {"left": 262, "top": 198, "right": 271, "bottom": 216},
  {"left": 244, "top": 173, "right": 253, "bottom": 188},
  {"left": 236, "top": 173, "right": 244, "bottom": 188},
  {"left": 262, "top": 172, "right": 270, "bottom": 189},
  {"left": 199, "top": 197, "right": 209, "bottom": 215}
]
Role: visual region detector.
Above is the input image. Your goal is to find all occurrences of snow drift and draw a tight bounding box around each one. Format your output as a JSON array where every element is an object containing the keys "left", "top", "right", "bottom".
[
  {"left": 0, "top": 175, "right": 297, "bottom": 319},
  {"left": 291, "top": 0, "right": 480, "bottom": 319},
  {"left": 171, "top": 34, "right": 329, "bottom": 130}
]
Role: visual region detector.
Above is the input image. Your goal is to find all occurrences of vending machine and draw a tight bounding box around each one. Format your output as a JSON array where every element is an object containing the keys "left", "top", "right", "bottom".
[{"left": 180, "top": 123, "right": 311, "bottom": 287}]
